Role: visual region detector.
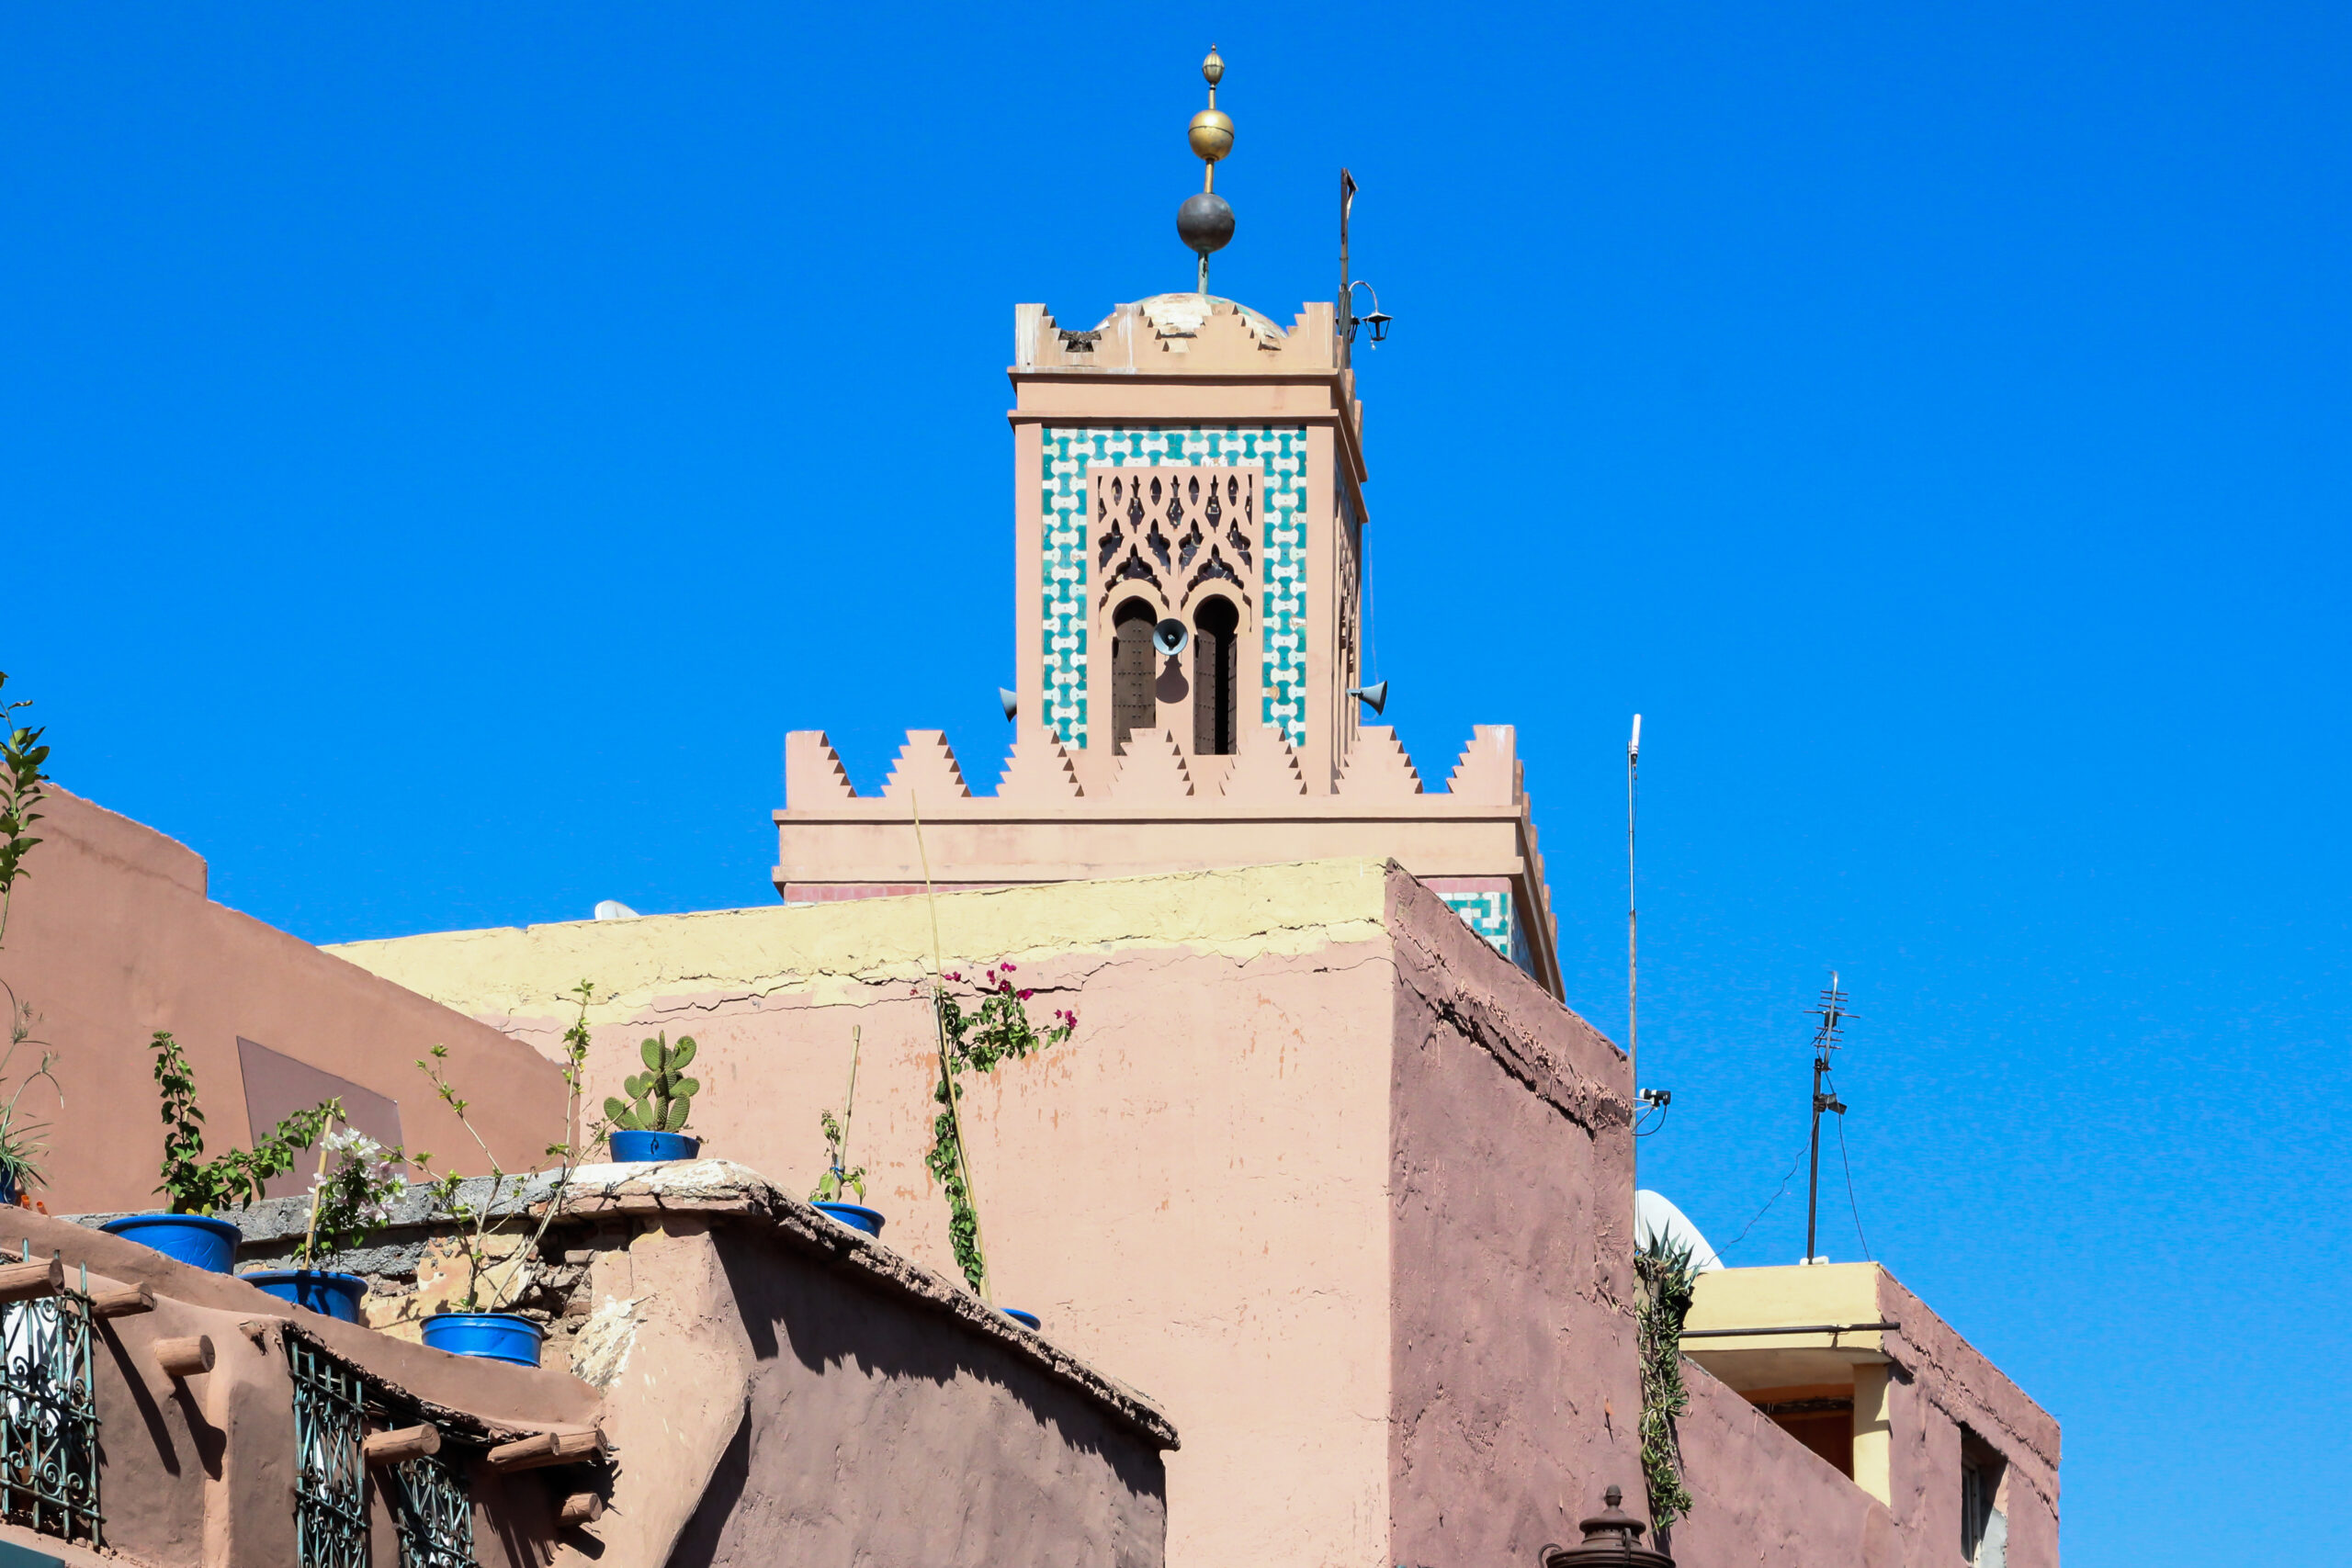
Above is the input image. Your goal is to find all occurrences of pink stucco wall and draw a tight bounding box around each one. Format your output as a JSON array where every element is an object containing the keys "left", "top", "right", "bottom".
[
  {"left": 328, "top": 861, "right": 2059, "bottom": 1567},
  {"left": 1878, "top": 1271, "right": 2061, "bottom": 1568},
  {"left": 3, "top": 790, "right": 563, "bottom": 1211},
  {"left": 1672, "top": 1365, "right": 1902, "bottom": 1568},
  {"left": 1668, "top": 1266, "right": 2062, "bottom": 1568},
  {"left": 611, "top": 1207, "right": 1169, "bottom": 1567},
  {"left": 6, "top": 1176, "right": 1169, "bottom": 1568},
  {"left": 333, "top": 863, "right": 1644, "bottom": 1568},
  {"left": 1386, "top": 871, "right": 1644, "bottom": 1563}
]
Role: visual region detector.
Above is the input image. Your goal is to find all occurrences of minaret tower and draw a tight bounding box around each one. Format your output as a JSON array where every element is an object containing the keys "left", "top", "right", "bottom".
[
  {"left": 1012, "top": 47, "right": 1366, "bottom": 793},
  {"left": 777, "top": 50, "right": 1564, "bottom": 993}
]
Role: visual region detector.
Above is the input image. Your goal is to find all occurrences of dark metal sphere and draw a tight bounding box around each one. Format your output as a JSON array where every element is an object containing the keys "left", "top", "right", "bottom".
[{"left": 1177, "top": 191, "right": 1235, "bottom": 257}]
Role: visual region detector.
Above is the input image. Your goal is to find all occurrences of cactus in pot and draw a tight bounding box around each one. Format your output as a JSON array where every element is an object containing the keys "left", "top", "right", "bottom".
[{"left": 604, "top": 1032, "right": 702, "bottom": 1159}]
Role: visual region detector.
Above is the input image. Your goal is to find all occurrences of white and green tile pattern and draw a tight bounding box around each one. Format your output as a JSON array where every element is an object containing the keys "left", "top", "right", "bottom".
[
  {"left": 1442, "top": 890, "right": 1531, "bottom": 974},
  {"left": 1042, "top": 426, "right": 1307, "bottom": 749}
]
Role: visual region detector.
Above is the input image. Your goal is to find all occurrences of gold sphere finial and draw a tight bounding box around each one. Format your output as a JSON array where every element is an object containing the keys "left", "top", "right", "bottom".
[{"left": 1190, "top": 46, "right": 1232, "bottom": 169}]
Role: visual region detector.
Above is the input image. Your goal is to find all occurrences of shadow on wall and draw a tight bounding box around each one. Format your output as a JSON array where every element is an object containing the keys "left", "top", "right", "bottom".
[
  {"left": 706, "top": 1232, "right": 1166, "bottom": 1514},
  {"left": 667, "top": 1416, "right": 753, "bottom": 1568}
]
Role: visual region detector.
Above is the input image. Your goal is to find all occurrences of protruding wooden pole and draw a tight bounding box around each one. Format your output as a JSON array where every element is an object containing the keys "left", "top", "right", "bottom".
[
  {"left": 362, "top": 1425, "right": 442, "bottom": 1467},
  {"left": 89, "top": 1283, "right": 156, "bottom": 1319},
  {"left": 486, "top": 1428, "right": 605, "bottom": 1472},
  {"left": 0, "top": 1256, "right": 64, "bottom": 1303},
  {"left": 559, "top": 1493, "right": 604, "bottom": 1525},
  {"left": 153, "top": 1335, "right": 215, "bottom": 1379}
]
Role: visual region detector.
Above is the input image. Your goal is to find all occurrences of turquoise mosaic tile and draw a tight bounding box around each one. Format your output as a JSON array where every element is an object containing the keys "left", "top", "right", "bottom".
[
  {"left": 1441, "top": 890, "right": 1532, "bottom": 974},
  {"left": 1042, "top": 426, "right": 1307, "bottom": 749}
]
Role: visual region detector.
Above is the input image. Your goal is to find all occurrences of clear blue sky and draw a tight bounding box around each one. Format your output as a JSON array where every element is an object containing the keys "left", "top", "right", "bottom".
[{"left": 5, "top": 6, "right": 2345, "bottom": 1560}]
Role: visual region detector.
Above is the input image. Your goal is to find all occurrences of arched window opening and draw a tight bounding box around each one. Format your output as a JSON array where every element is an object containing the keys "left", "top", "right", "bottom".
[
  {"left": 1111, "top": 598, "right": 1159, "bottom": 749},
  {"left": 1192, "top": 596, "right": 1240, "bottom": 755}
]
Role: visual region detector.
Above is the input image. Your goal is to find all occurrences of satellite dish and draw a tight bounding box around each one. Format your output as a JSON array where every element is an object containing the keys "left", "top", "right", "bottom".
[
  {"left": 593, "top": 900, "right": 639, "bottom": 921},
  {"left": 998, "top": 687, "right": 1019, "bottom": 721},
  {"left": 1348, "top": 680, "right": 1388, "bottom": 715},
  {"left": 1151, "top": 618, "right": 1190, "bottom": 657},
  {"left": 1635, "top": 1190, "right": 1724, "bottom": 1272}
]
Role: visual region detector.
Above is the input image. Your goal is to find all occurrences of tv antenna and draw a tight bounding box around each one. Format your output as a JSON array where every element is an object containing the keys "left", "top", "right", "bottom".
[{"left": 1803, "top": 974, "right": 1853, "bottom": 1264}]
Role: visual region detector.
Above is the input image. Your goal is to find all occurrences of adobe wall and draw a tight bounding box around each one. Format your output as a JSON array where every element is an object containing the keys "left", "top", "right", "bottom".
[
  {"left": 8, "top": 1171, "right": 1170, "bottom": 1568},
  {"left": 0, "top": 1209, "right": 599, "bottom": 1568},
  {"left": 591, "top": 1194, "right": 1169, "bottom": 1568},
  {"left": 1385, "top": 872, "right": 1644, "bottom": 1562},
  {"left": 1879, "top": 1272, "right": 2062, "bottom": 1568},
  {"left": 1672, "top": 1364, "right": 1901, "bottom": 1568},
  {"left": 333, "top": 859, "right": 1644, "bottom": 1568},
  {"left": 3, "top": 790, "right": 564, "bottom": 1210},
  {"left": 334, "top": 860, "right": 1404, "bottom": 1568}
]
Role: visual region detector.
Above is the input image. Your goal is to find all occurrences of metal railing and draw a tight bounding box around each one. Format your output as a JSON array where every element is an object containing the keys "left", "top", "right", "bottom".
[
  {"left": 288, "top": 1333, "right": 478, "bottom": 1568},
  {"left": 290, "top": 1334, "right": 372, "bottom": 1568},
  {"left": 0, "top": 1244, "right": 100, "bottom": 1547},
  {"left": 390, "top": 1450, "right": 475, "bottom": 1568}
]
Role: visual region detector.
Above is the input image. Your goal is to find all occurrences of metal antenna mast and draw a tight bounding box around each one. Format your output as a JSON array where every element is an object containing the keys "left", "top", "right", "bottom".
[
  {"left": 1626, "top": 715, "right": 1642, "bottom": 1190},
  {"left": 1804, "top": 974, "right": 1852, "bottom": 1264}
]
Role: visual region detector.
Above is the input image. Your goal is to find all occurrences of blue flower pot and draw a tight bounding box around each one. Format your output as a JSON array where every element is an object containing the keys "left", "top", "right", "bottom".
[
  {"left": 607, "top": 1129, "right": 701, "bottom": 1163},
  {"left": 101, "top": 1213, "right": 242, "bottom": 1274},
  {"left": 421, "top": 1312, "right": 544, "bottom": 1368},
  {"left": 0, "top": 1170, "right": 18, "bottom": 1208},
  {"left": 812, "top": 1201, "right": 885, "bottom": 1237},
  {"left": 243, "top": 1269, "right": 368, "bottom": 1323},
  {"left": 1002, "top": 1308, "right": 1042, "bottom": 1331}
]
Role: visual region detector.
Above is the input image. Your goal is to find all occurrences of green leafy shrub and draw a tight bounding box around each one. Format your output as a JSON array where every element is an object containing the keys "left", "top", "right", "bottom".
[
  {"left": 413, "top": 981, "right": 596, "bottom": 1313},
  {"left": 809, "top": 1024, "right": 866, "bottom": 1205},
  {"left": 810, "top": 1110, "right": 865, "bottom": 1203},
  {"left": 149, "top": 1030, "right": 339, "bottom": 1215},
  {"left": 0, "top": 673, "right": 63, "bottom": 1194}
]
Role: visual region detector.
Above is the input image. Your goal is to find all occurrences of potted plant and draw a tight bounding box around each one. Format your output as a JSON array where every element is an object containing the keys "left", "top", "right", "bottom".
[
  {"left": 241, "top": 1124, "right": 406, "bottom": 1323},
  {"left": 0, "top": 1033, "right": 62, "bottom": 1209},
  {"left": 102, "top": 1031, "right": 340, "bottom": 1273},
  {"left": 922, "top": 964, "right": 1074, "bottom": 1330},
  {"left": 808, "top": 1026, "right": 880, "bottom": 1235},
  {"left": 411, "top": 982, "right": 596, "bottom": 1367},
  {"left": 603, "top": 1032, "right": 701, "bottom": 1162},
  {"left": 0, "top": 672, "right": 65, "bottom": 1206}
]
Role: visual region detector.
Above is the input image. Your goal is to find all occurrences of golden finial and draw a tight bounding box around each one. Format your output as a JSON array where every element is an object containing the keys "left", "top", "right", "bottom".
[
  {"left": 1189, "top": 45, "right": 1233, "bottom": 187},
  {"left": 1176, "top": 47, "right": 1237, "bottom": 294}
]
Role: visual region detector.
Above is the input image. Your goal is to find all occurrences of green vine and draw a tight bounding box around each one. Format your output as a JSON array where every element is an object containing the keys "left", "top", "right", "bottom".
[
  {"left": 922, "top": 964, "right": 1074, "bottom": 1294},
  {"left": 149, "top": 1030, "right": 340, "bottom": 1214},
  {"left": 1635, "top": 1231, "right": 1700, "bottom": 1534}
]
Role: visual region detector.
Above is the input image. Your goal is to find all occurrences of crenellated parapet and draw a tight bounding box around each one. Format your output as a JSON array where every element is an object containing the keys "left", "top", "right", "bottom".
[
  {"left": 1016, "top": 295, "right": 1339, "bottom": 375},
  {"left": 774, "top": 723, "right": 1562, "bottom": 993}
]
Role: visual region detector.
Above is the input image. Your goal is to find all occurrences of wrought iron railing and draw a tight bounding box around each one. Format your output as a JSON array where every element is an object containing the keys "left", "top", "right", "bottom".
[
  {"left": 389, "top": 1450, "right": 475, "bottom": 1568},
  {"left": 289, "top": 1334, "right": 371, "bottom": 1568},
  {"left": 288, "top": 1332, "right": 478, "bottom": 1568},
  {"left": 0, "top": 1245, "right": 100, "bottom": 1546}
]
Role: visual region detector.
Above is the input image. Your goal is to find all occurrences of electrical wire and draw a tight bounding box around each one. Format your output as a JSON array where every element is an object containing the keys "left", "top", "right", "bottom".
[
  {"left": 1713, "top": 1134, "right": 1812, "bottom": 1258},
  {"left": 1835, "top": 1106, "right": 1872, "bottom": 1262}
]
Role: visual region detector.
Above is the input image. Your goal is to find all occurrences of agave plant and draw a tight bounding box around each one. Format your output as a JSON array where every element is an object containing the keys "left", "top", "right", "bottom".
[{"left": 605, "top": 1032, "right": 698, "bottom": 1135}]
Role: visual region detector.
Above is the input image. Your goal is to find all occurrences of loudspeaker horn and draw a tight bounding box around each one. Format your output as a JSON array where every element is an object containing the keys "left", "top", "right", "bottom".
[
  {"left": 998, "top": 687, "right": 1019, "bottom": 721},
  {"left": 1151, "top": 618, "right": 1190, "bottom": 657},
  {"left": 1348, "top": 681, "right": 1388, "bottom": 716}
]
